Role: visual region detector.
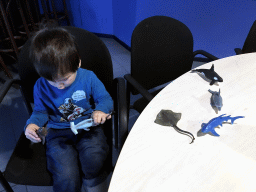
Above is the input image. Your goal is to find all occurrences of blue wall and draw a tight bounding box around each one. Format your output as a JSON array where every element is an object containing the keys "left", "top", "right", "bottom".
[
  {"left": 112, "top": 0, "right": 136, "bottom": 45},
  {"left": 57, "top": 0, "right": 256, "bottom": 58},
  {"left": 65, "top": 0, "right": 113, "bottom": 34}
]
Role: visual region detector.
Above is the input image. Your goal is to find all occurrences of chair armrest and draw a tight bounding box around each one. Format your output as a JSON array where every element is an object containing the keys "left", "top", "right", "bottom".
[
  {"left": 193, "top": 50, "right": 219, "bottom": 61},
  {"left": 112, "top": 77, "right": 128, "bottom": 166},
  {"left": 234, "top": 48, "right": 243, "bottom": 55},
  {"left": 124, "top": 74, "right": 154, "bottom": 102},
  {"left": 0, "top": 79, "right": 21, "bottom": 104}
]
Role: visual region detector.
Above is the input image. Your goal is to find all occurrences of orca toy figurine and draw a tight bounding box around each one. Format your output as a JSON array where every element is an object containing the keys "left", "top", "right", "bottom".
[{"left": 192, "top": 64, "right": 223, "bottom": 85}]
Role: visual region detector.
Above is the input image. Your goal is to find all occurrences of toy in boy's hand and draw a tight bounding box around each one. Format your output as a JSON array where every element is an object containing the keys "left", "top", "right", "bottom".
[
  {"left": 209, "top": 89, "right": 223, "bottom": 113},
  {"left": 191, "top": 64, "right": 223, "bottom": 85},
  {"left": 199, "top": 114, "right": 244, "bottom": 136},
  {"left": 70, "top": 111, "right": 114, "bottom": 135},
  {"left": 36, "top": 126, "right": 48, "bottom": 144},
  {"left": 155, "top": 109, "right": 195, "bottom": 144},
  {"left": 70, "top": 118, "right": 96, "bottom": 135}
]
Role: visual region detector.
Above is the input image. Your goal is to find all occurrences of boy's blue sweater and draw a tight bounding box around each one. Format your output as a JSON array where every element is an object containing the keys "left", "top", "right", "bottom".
[{"left": 25, "top": 68, "right": 113, "bottom": 130}]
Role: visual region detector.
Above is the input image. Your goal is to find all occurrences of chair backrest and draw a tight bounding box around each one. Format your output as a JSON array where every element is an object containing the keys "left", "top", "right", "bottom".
[
  {"left": 242, "top": 20, "right": 256, "bottom": 54},
  {"left": 130, "top": 16, "right": 193, "bottom": 94},
  {"left": 17, "top": 26, "right": 113, "bottom": 105}
]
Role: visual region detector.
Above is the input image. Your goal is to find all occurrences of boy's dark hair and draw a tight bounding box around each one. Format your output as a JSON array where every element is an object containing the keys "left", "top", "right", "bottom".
[{"left": 29, "top": 25, "right": 80, "bottom": 81}]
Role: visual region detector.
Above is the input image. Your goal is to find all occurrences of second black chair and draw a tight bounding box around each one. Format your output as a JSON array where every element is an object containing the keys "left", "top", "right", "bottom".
[
  {"left": 234, "top": 20, "right": 256, "bottom": 55},
  {"left": 125, "top": 15, "right": 219, "bottom": 115}
]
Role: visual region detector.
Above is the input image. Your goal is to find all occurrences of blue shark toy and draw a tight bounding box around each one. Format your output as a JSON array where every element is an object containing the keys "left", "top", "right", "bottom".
[
  {"left": 201, "top": 114, "right": 244, "bottom": 136},
  {"left": 192, "top": 64, "right": 223, "bottom": 85}
]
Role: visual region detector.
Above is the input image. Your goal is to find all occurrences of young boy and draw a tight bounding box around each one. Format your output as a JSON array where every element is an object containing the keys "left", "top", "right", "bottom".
[{"left": 24, "top": 26, "right": 113, "bottom": 192}]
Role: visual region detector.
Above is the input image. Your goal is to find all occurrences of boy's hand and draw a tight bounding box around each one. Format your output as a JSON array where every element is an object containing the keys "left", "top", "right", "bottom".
[
  {"left": 92, "top": 111, "right": 112, "bottom": 125},
  {"left": 25, "top": 124, "right": 42, "bottom": 143}
]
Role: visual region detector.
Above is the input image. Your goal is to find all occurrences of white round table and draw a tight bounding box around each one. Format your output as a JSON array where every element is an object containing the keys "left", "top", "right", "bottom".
[{"left": 108, "top": 53, "right": 256, "bottom": 192}]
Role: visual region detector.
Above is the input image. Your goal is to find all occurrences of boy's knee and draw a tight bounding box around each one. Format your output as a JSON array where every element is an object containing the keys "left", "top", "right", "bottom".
[
  {"left": 46, "top": 152, "right": 80, "bottom": 180},
  {"left": 54, "top": 166, "right": 80, "bottom": 182},
  {"left": 82, "top": 154, "right": 107, "bottom": 179}
]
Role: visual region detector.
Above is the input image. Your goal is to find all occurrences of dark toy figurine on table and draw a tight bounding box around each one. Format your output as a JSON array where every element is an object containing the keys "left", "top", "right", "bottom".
[
  {"left": 209, "top": 89, "right": 223, "bottom": 113},
  {"left": 192, "top": 64, "right": 223, "bottom": 85},
  {"left": 155, "top": 109, "right": 195, "bottom": 144}
]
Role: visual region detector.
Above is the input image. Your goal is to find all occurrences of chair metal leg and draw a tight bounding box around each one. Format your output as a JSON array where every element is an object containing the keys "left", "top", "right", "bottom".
[
  {"left": 40, "top": 0, "right": 50, "bottom": 21},
  {"left": 4, "top": 0, "right": 17, "bottom": 35},
  {"left": 0, "top": 55, "right": 13, "bottom": 79},
  {"left": 31, "top": 0, "right": 41, "bottom": 23},
  {"left": 24, "top": 0, "right": 35, "bottom": 30},
  {"left": 50, "top": 0, "right": 58, "bottom": 20},
  {"left": 0, "top": 0, "right": 19, "bottom": 57},
  {"left": 0, "top": 171, "right": 14, "bottom": 192},
  {"left": 48, "top": 0, "right": 70, "bottom": 25},
  {"left": 62, "top": 0, "right": 70, "bottom": 25},
  {"left": 0, "top": 13, "right": 8, "bottom": 37},
  {"left": 15, "top": 0, "right": 30, "bottom": 37}
]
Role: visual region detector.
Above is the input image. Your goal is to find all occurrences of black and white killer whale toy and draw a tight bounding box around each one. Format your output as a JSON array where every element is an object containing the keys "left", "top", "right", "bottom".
[{"left": 191, "top": 64, "right": 223, "bottom": 85}]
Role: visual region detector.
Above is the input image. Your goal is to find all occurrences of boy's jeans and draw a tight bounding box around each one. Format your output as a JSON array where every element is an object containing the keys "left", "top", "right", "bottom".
[{"left": 45, "top": 126, "right": 109, "bottom": 192}]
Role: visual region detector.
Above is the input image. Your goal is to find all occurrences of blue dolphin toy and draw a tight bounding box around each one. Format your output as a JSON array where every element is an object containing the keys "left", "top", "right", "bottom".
[
  {"left": 201, "top": 114, "right": 244, "bottom": 136},
  {"left": 209, "top": 89, "right": 223, "bottom": 111}
]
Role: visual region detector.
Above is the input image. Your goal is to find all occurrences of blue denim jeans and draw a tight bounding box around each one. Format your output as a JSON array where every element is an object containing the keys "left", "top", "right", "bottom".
[{"left": 45, "top": 126, "right": 109, "bottom": 192}]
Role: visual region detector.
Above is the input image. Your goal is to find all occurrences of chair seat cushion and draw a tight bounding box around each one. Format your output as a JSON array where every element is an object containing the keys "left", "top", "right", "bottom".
[
  {"left": 4, "top": 130, "right": 113, "bottom": 186},
  {"left": 4, "top": 132, "right": 53, "bottom": 186}
]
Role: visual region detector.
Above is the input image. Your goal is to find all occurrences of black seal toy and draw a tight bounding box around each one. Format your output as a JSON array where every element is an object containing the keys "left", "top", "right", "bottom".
[
  {"left": 36, "top": 127, "right": 48, "bottom": 144},
  {"left": 191, "top": 64, "right": 223, "bottom": 85}
]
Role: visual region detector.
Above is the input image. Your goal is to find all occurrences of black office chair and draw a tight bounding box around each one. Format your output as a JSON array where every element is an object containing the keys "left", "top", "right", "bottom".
[
  {"left": 234, "top": 20, "right": 256, "bottom": 55},
  {"left": 124, "top": 15, "right": 219, "bottom": 115},
  {"left": 0, "top": 26, "right": 128, "bottom": 191}
]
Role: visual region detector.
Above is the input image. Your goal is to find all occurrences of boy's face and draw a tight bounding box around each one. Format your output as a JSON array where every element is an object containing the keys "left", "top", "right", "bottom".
[{"left": 47, "top": 60, "right": 81, "bottom": 89}]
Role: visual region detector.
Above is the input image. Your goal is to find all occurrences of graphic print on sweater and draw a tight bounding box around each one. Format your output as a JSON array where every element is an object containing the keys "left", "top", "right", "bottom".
[{"left": 58, "top": 90, "right": 87, "bottom": 122}]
